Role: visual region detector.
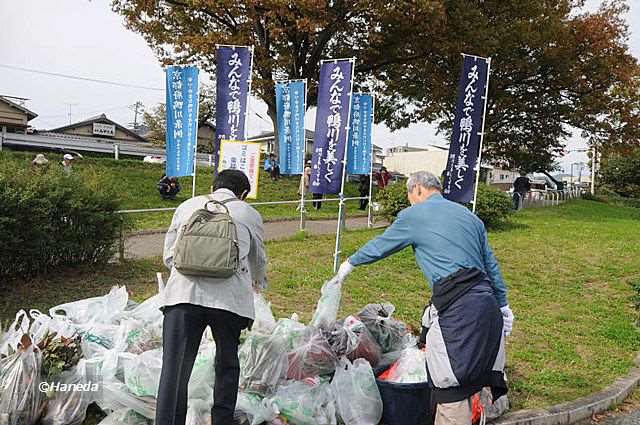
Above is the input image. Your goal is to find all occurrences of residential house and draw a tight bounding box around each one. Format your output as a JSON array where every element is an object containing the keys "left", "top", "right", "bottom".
[{"left": 0, "top": 96, "right": 38, "bottom": 134}]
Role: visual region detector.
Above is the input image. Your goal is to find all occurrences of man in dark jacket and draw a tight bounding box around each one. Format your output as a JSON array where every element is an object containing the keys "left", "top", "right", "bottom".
[
  {"left": 512, "top": 173, "right": 531, "bottom": 210},
  {"left": 158, "top": 175, "right": 181, "bottom": 200}
]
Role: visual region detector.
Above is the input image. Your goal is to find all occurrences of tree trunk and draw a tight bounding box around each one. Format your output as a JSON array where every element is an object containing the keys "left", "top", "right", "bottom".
[{"left": 266, "top": 100, "right": 279, "bottom": 158}]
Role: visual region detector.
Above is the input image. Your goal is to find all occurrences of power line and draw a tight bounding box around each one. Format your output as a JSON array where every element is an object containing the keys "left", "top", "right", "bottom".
[{"left": 0, "top": 63, "right": 164, "bottom": 92}]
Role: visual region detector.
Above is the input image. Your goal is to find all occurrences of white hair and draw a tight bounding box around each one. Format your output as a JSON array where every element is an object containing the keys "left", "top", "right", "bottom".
[{"left": 406, "top": 171, "right": 442, "bottom": 192}]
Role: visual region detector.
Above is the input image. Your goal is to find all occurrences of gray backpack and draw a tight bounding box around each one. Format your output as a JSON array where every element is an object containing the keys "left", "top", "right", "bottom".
[{"left": 173, "top": 197, "right": 240, "bottom": 278}]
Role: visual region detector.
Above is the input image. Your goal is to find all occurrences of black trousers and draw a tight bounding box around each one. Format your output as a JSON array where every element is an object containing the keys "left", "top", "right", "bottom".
[
  {"left": 359, "top": 193, "right": 369, "bottom": 210},
  {"left": 312, "top": 192, "right": 323, "bottom": 210},
  {"left": 155, "top": 304, "right": 250, "bottom": 425}
]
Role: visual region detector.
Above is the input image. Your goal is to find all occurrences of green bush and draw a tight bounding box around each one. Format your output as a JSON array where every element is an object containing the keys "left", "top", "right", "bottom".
[
  {"left": 0, "top": 164, "right": 122, "bottom": 280},
  {"left": 375, "top": 181, "right": 408, "bottom": 221},
  {"left": 375, "top": 181, "right": 512, "bottom": 228},
  {"left": 473, "top": 183, "right": 513, "bottom": 228}
]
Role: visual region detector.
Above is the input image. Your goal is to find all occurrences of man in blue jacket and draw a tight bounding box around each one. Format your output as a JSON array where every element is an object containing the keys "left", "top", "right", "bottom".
[{"left": 330, "top": 170, "right": 514, "bottom": 425}]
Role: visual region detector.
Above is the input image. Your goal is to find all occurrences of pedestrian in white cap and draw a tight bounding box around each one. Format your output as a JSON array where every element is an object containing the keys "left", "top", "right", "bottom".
[{"left": 61, "top": 154, "right": 74, "bottom": 175}]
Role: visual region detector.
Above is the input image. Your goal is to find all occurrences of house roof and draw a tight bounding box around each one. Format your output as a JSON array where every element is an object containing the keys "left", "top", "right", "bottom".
[
  {"left": 0, "top": 96, "right": 38, "bottom": 121},
  {"left": 49, "top": 113, "right": 148, "bottom": 143}
]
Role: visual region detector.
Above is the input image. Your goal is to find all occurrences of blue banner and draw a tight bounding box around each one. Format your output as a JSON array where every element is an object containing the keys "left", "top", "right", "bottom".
[
  {"left": 443, "top": 55, "right": 489, "bottom": 203},
  {"left": 215, "top": 46, "right": 252, "bottom": 146},
  {"left": 275, "top": 80, "right": 306, "bottom": 175},
  {"left": 310, "top": 59, "right": 354, "bottom": 194},
  {"left": 346, "top": 93, "right": 373, "bottom": 175},
  {"left": 165, "top": 65, "right": 199, "bottom": 177}
]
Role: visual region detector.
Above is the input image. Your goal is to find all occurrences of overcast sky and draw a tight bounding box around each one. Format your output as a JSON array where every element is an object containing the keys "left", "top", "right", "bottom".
[{"left": 1, "top": 0, "right": 638, "bottom": 173}]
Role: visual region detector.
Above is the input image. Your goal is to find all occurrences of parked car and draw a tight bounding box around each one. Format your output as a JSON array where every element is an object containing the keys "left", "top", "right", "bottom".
[{"left": 143, "top": 155, "right": 165, "bottom": 164}]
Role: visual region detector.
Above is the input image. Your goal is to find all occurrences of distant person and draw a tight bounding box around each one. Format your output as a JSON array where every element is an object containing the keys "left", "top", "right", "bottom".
[
  {"left": 358, "top": 174, "right": 370, "bottom": 210},
  {"left": 512, "top": 173, "right": 531, "bottom": 210},
  {"left": 374, "top": 166, "right": 391, "bottom": 189},
  {"left": 263, "top": 155, "right": 272, "bottom": 174},
  {"left": 268, "top": 154, "right": 280, "bottom": 180},
  {"left": 158, "top": 169, "right": 267, "bottom": 425},
  {"left": 31, "top": 154, "right": 49, "bottom": 171},
  {"left": 158, "top": 174, "right": 181, "bottom": 200},
  {"left": 61, "top": 154, "right": 74, "bottom": 175},
  {"left": 298, "top": 161, "right": 312, "bottom": 211}
]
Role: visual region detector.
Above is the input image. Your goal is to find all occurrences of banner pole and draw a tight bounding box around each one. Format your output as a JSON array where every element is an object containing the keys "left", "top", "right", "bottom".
[
  {"left": 472, "top": 57, "right": 492, "bottom": 213},
  {"left": 367, "top": 95, "right": 376, "bottom": 228},
  {"left": 299, "top": 79, "right": 308, "bottom": 232},
  {"left": 245, "top": 46, "right": 255, "bottom": 141},
  {"left": 192, "top": 69, "right": 201, "bottom": 198},
  {"left": 333, "top": 59, "right": 356, "bottom": 273}
]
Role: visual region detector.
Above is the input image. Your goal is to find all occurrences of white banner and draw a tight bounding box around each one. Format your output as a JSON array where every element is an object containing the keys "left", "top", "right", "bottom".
[{"left": 218, "top": 140, "right": 261, "bottom": 199}]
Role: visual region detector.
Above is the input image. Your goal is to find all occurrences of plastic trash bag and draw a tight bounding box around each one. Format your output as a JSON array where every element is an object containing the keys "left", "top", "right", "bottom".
[
  {"left": 357, "top": 303, "right": 408, "bottom": 353},
  {"left": 286, "top": 328, "right": 338, "bottom": 380},
  {"left": 0, "top": 338, "right": 45, "bottom": 425},
  {"left": 271, "top": 318, "right": 306, "bottom": 351},
  {"left": 252, "top": 292, "right": 277, "bottom": 334},
  {"left": 97, "top": 408, "right": 152, "bottom": 425},
  {"left": 0, "top": 310, "right": 30, "bottom": 355},
  {"left": 236, "top": 392, "right": 279, "bottom": 425},
  {"left": 188, "top": 342, "right": 216, "bottom": 401},
  {"left": 271, "top": 378, "right": 337, "bottom": 425},
  {"left": 49, "top": 286, "right": 128, "bottom": 326},
  {"left": 186, "top": 399, "right": 213, "bottom": 425},
  {"left": 41, "top": 360, "right": 97, "bottom": 425},
  {"left": 310, "top": 281, "right": 342, "bottom": 329},
  {"left": 480, "top": 386, "right": 509, "bottom": 420},
  {"left": 378, "top": 347, "right": 427, "bottom": 383},
  {"left": 343, "top": 316, "right": 382, "bottom": 367},
  {"left": 120, "top": 320, "right": 162, "bottom": 355},
  {"left": 97, "top": 381, "right": 156, "bottom": 419},
  {"left": 239, "top": 333, "right": 288, "bottom": 396},
  {"left": 124, "top": 349, "right": 162, "bottom": 397},
  {"left": 81, "top": 323, "right": 121, "bottom": 359},
  {"left": 323, "top": 322, "right": 359, "bottom": 358},
  {"left": 116, "top": 294, "right": 163, "bottom": 325},
  {"left": 29, "top": 309, "right": 77, "bottom": 347},
  {"left": 331, "top": 358, "right": 383, "bottom": 425}
]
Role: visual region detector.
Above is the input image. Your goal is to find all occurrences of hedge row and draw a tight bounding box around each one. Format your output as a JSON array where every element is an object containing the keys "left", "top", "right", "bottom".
[
  {"left": 0, "top": 164, "right": 122, "bottom": 280},
  {"left": 375, "top": 181, "right": 513, "bottom": 228}
]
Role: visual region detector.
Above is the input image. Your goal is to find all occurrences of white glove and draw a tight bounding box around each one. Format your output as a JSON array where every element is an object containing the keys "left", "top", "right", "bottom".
[
  {"left": 327, "top": 260, "right": 355, "bottom": 286},
  {"left": 336, "top": 260, "right": 355, "bottom": 282},
  {"left": 500, "top": 305, "right": 514, "bottom": 336}
]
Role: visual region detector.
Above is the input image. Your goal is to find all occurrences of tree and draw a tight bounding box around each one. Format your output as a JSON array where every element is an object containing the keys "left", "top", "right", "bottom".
[
  {"left": 598, "top": 147, "right": 640, "bottom": 198},
  {"left": 111, "top": 0, "right": 445, "bottom": 155},
  {"left": 143, "top": 83, "right": 217, "bottom": 146},
  {"left": 114, "top": 0, "right": 640, "bottom": 172},
  {"left": 375, "top": 0, "right": 640, "bottom": 173}
]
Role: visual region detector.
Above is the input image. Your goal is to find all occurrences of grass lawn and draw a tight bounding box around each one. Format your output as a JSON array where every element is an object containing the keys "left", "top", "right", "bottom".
[
  {"left": 0, "top": 149, "right": 368, "bottom": 231},
  {"left": 2, "top": 200, "right": 640, "bottom": 411}
]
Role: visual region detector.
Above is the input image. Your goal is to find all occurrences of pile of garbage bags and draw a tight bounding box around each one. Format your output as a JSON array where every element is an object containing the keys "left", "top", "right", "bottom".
[{"left": 0, "top": 280, "right": 507, "bottom": 425}]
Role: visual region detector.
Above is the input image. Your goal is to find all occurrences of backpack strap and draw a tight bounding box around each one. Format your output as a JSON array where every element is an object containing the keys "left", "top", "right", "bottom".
[{"left": 204, "top": 196, "right": 239, "bottom": 214}]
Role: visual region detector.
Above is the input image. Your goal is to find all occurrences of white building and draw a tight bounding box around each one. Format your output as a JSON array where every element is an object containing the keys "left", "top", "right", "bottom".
[{"left": 384, "top": 145, "right": 449, "bottom": 177}]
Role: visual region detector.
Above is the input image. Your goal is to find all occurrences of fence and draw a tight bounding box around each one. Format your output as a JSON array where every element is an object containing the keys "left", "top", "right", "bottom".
[
  {"left": 516, "top": 188, "right": 583, "bottom": 210},
  {"left": 116, "top": 195, "right": 371, "bottom": 261}
]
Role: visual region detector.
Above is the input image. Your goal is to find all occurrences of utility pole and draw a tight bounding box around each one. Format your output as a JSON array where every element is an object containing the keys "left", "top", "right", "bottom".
[
  {"left": 129, "top": 101, "right": 144, "bottom": 133},
  {"left": 590, "top": 145, "right": 598, "bottom": 195}
]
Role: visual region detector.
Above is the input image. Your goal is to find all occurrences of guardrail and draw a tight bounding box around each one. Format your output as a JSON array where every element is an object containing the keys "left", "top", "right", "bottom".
[
  {"left": 116, "top": 196, "right": 371, "bottom": 261},
  {"left": 0, "top": 132, "right": 212, "bottom": 162}
]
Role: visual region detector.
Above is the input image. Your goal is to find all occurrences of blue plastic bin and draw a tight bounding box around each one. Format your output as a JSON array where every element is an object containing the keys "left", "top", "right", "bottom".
[{"left": 375, "top": 367, "right": 433, "bottom": 425}]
